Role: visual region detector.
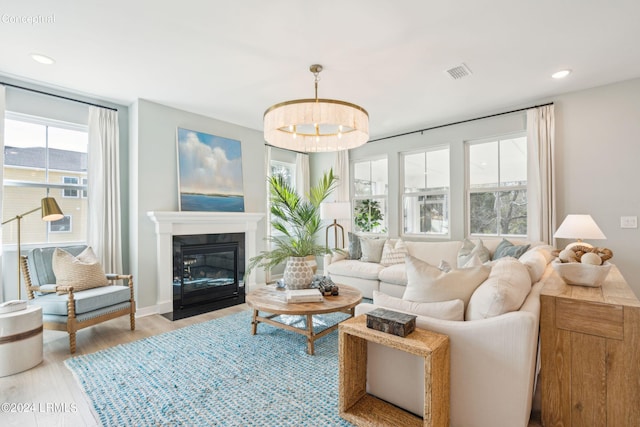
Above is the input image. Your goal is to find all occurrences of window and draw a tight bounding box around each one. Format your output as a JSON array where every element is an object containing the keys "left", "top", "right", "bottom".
[
  {"left": 270, "top": 160, "right": 296, "bottom": 189},
  {"left": 49, "top": 215, "right": 72, "bottom": 233},
  {"left": 352, "top": 158, "right": 388, "bottom": 234},
  {"left": 3, "top": 112, "right": 88, "bottom": 245},
  {"left": 467, "top": 135, "right": 527, "bottom": 236},
  {"left": 62, "top": 176, "right": 79, "bottom": 198},
  {"left": 402, "top": 147, "right": 450, "bottom": 236}
]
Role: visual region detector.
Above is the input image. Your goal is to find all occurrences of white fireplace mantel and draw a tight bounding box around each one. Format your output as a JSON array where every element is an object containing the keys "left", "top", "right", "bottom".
[{"left": 147, "top": 211, "right": 265, "bottom": 314}]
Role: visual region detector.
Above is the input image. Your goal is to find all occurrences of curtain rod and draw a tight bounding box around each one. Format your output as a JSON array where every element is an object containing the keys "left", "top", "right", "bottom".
[
  {"left": 1, "top": 81, "right": 118, "bottom": 112},
  {"left": 369, "top": 102, "right": 554, "bottom": 143}
]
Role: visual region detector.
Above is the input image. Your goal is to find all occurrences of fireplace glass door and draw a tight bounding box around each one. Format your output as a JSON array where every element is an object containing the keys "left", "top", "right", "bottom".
[{"left": 176, "top": 243, "right": 239, "bottom": 308}]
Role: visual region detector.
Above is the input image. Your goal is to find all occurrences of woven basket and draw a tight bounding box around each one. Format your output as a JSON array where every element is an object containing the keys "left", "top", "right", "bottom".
[{"left": 552, "top": 259, "right": 611, "bottom": 287}]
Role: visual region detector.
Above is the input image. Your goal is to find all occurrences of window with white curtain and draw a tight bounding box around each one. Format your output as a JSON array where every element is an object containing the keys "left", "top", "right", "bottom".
[
  {"left": 467, "top": 134, "right": 527, "bottom": 236},
  {"left": 402, "top": 147, "right": 450, "bottom": 236},
  {"left": 352, "top": 157, "right": 388, "bottom": 234},
  {"left": 2, "top": 112, "right": 88, "bottom": 244}
]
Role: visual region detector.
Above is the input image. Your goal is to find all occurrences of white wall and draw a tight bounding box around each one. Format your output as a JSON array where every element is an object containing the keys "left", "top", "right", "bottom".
[
  {"left": 129, "top": 99, "right": 267, "bottom": 310},
  {"left": 554, "top": 78, "right": 640, "bottom": 296}
]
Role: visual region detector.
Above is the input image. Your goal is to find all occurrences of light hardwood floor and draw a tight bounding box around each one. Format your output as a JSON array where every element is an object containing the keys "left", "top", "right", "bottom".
[{"left": 1, "top": 304, "right": 541, "bottom": 426}]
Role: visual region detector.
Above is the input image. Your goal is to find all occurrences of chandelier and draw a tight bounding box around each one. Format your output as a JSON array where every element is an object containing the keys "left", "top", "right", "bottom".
[{"left": 263, "top": 64, "right": 369, "bottom": 152}]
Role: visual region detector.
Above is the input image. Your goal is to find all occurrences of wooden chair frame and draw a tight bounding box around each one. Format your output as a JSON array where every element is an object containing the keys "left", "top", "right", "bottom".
[{"left": 21, "top": 255, "right": 136, "bottom": 353}]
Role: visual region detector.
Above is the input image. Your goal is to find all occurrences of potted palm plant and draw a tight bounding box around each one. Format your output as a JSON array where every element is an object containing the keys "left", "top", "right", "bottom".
[{"left": 248, "top": 169, "right": 338, "bottom": 289}]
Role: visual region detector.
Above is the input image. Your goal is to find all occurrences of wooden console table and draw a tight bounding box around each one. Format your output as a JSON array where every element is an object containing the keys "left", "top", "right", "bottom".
[
  {"left": 540, "top": 264, "right": 640, "bottom": 426},
  {"left": 338, "top": 315, "right": 449, "bottom": 427}
]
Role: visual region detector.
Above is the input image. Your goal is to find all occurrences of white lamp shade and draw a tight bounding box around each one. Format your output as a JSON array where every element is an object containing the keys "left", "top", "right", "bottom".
[
  {"left": 320, "top": 202, "right": 351, "bottom": 220},
  {"left": 554, "top": 214, "right": 606, "bottom": 240}
]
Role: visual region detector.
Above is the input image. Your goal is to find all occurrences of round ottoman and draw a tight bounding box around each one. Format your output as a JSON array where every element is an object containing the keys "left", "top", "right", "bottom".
[{"left": 0, "top": 305, "right": 43, "bottom": 377}]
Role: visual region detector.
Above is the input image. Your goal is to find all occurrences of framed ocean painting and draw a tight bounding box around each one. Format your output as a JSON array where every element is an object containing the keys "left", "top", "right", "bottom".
[{"left": 176, "top": 127, "right": 245, "bottom": 212}]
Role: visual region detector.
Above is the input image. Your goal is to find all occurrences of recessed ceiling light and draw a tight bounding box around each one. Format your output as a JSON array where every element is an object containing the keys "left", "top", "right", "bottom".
[
  {"left": 552, "top": 69, "right": 571, "bottom": 79},
  {"left": 30, "top": 53, "right": 56, "bottom": 65}
]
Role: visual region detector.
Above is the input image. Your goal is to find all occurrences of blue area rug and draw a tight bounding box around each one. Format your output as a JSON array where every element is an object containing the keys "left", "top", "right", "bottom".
[{"left": 65, "top": 311, "right": 354, "bottom": 427}]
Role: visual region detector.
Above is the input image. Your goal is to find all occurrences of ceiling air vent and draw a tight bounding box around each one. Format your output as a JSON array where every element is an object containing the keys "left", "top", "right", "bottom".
[{"left": 445, "top": 63, "right": 472, "bottom": 80}]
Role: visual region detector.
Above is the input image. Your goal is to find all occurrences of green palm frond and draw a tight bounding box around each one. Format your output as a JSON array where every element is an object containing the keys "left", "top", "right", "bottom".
[{"left": 247, "top": 168, "right": 339, "bottom": 275}]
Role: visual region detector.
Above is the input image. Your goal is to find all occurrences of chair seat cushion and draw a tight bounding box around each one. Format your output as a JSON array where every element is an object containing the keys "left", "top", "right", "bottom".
[{"left": 31, "top": 285, "right": 131, "bottom": 315}]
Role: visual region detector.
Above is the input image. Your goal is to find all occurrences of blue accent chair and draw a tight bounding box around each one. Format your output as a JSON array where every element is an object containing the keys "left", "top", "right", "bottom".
[{"left": 21, "top": 245, "right": 135, "bottom": 353}]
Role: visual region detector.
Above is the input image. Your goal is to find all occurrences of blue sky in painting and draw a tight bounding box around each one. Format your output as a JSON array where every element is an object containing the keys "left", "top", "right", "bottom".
[{"left": 177, "top": 128, "right": 244, "bottom": 197}]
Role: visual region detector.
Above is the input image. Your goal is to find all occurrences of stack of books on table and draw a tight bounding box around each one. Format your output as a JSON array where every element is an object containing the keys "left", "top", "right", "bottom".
[{"left": 285, "top": 289, "right": 323, "bottom": 303}]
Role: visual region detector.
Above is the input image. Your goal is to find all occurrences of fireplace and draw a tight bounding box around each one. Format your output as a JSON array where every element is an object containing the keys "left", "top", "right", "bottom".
[
  {"left": 147, "top": 211, "right": 264, "bottom": 319},
  {"left": 170, "top": 233, "right": 245, "bottom": 320}
]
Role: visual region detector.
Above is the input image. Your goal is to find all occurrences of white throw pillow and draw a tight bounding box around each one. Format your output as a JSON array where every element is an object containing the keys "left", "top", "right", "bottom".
[
  {"left": 359, "top": 237, "right": 386, "bottom": 263},
  {"left": 52, "top": 247, "right": 108, "bottom": 294},
  {"left": 466, "top": 257, "right": 532, "bottom": 320},
  {"left": 373, "top": 291, "right": 464, "bottom": 321},
  {"left": 380, "top": 239, "right": 409, "bottom": 266},
  {"left": 519, "top": 249, "right": 548, "bottom": 283},
  {"left": 402, "top": 255, "right": 490, "bottom": 307},
  {"left": 457, "top": 239, "right": 491, "bottom": 268}
]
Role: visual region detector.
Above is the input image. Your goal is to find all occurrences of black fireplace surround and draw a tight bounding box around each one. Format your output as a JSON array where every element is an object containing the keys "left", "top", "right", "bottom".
[{"left": 166, "top": 232, "right": 245, "bottom": 320}]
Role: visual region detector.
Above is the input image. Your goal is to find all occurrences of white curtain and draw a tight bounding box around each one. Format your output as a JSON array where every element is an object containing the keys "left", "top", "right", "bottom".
[
  {"left": 296, "top": 153, "right": 310, "bottom": 199},
  {"left": 335, "top": 150, "right": 350, "bottom": 202},
  {"left": 335, "top": 150, "right": 351, "bottom": 247},
  {"left": 264, "top": 146, "right": 273, "bottom": 283},
  {"left": 526, "top": 105, "right": 556, "bottom": 244},
  {"left": 88, "top": 107, "right": 122, "bottom": 273},
  {"left": 0, "top": 86, "right": 5, "bottom": 299}
]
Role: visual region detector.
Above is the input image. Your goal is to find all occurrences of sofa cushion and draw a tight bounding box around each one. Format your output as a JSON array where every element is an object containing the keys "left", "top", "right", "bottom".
[
  {"left": 347, "top": 232, "right": 362, "bottom": 260},
  {"left": 378, "top": 263, "right": 407, "bottom": 285},
  {"left": 466, "top": 257, "right": 532, "bottom": 320},
  {"left": 326, "top": 259, "right": 384, "bottom": 280},
  {"left": 493, "top": 239, "right": 530, "bottom": 260},
  {"left": 402, "top": 255, "right": 490, "bottom": 307},
  {"left": 360, "top": 237, "right": 386, "bottom": 263},
  {"left": 53, "top": 247, "right": 108, "bottom": 294},
  {"left": 380, "top": 239, "right": 408, "bottom": 266},
  {"left": 519, "top": 249, "right": 548, "bottom": 283},
  {"left": 373, "top": 291, "right": 464, "bottom": 321},
  {"left": 457, "top": 239, "right": 491, "bottom": 268},
  {"left": 31, "top": 285, "right": 131, "bottom": 315}
]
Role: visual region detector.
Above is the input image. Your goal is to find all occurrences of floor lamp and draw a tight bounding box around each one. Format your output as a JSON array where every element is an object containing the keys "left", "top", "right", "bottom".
[
  {"left": 320, "top": 202, "right": 351, "bottom": 250},
  {"left": 1, "top": 197, "right": 64, "bottom": 300}
]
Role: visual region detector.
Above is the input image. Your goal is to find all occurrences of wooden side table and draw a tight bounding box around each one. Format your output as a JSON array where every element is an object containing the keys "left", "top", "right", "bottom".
[
  {"left": 540, "top": 265, "right": 640, "bottom": 426},
  {"left": 0, "top": 305, "right": 43, "bottom": 377},
  {"left": 338, "top": 314, "right": 449, "bottom": 427}
]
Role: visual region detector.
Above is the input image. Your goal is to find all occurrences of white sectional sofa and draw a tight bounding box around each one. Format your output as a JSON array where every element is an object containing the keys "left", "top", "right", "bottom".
[
  {"left": 325, "top": 238, "right": 532, "bottom": 299},
  {"left": 326, "top": 237, "right": 555, "bottom": 427}
]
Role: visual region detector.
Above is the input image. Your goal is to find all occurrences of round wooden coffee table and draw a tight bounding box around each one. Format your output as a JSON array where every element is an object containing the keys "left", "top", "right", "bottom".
[{"left": 246, "top": 284, "right": 362, "bottom": 355}]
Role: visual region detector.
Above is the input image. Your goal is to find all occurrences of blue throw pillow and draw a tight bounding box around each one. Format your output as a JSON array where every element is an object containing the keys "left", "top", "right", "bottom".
[{"left": 493, "top": 239, "right": 530, "bottom": 260}]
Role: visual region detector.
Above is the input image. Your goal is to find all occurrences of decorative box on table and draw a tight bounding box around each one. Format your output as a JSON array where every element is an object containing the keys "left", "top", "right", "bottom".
[{"left": 365, "top": 308, "right": 416, "bottom": 337}]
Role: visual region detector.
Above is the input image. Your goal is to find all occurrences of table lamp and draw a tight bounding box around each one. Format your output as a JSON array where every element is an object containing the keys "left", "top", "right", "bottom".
[
  {"left": 553, "top": 214, "right": 606, "bottom": 250},
  {"left": 320, "top": 201, "right": 351, "bottom": 250},
  {"left": 1, "top": 197, "right": 64, "bottom": 299}
]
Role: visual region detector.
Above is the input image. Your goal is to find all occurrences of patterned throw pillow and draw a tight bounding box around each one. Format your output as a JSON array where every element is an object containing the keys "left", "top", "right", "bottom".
[
  {"left": 53, "top": 247, "right": 108, "bottom": 294},
  {"left": 492, "top": 239, "right": 530, "bottom": 260},
  {"left": 347, "top": 232, "right": 361, "bottom": 260},
  {"left": 380, "top": 239, "right": 409, "bottom": 266}
]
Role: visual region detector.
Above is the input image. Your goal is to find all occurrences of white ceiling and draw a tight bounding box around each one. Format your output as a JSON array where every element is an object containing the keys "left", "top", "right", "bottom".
[{"left": 2, "top": 1, "right": 640, "bottom": 140}]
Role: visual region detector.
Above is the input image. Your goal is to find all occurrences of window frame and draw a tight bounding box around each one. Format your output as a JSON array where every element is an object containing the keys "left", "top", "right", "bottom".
[
  {"left": 351, "top": 156, "right": 389, "bottom": 236},
  {"left": 401, "top": 146, "right": 451, "bottom": 239},
  {"left": 465, "top": 133, "right": 528, "bottom": 238}
]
